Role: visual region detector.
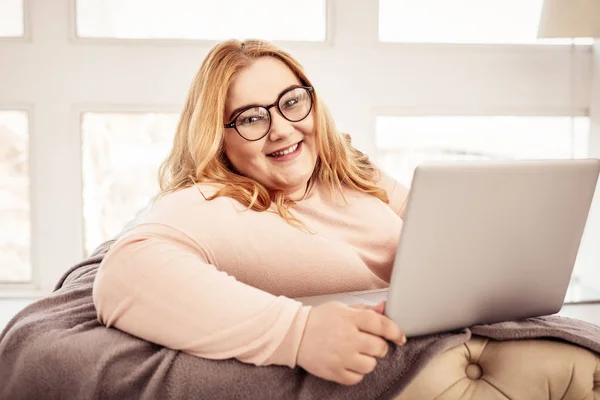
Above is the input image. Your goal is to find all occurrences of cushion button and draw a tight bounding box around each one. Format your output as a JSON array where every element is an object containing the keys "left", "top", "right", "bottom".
[{"left": 465, "top": 363, "right": 483, "bottom": 380}]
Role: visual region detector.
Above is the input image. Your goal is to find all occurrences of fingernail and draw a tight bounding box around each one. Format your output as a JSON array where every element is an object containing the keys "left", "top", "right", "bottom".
[{"left": 401, "top": 335, "right": 407, "bottom": 345}]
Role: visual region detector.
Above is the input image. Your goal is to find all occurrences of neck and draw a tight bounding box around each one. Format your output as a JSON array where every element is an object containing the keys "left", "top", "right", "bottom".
[{"left": 285, "top": 181, "right": 311, "bottom": 201}]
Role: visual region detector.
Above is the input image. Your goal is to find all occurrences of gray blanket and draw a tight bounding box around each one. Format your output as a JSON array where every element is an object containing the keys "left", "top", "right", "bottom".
[{"left": 1, "top": 244, "right": 600, "bottom": 400}]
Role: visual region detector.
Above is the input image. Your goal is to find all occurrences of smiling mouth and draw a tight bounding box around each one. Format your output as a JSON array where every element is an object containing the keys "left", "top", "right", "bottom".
[{"left": 267, "top": 141, "right": 302, "bottom": 157}]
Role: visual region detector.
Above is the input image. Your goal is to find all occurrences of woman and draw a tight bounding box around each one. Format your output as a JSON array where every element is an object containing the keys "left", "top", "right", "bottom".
[{"left": 93, "top": 39, "right": 409, "bottom": 386}]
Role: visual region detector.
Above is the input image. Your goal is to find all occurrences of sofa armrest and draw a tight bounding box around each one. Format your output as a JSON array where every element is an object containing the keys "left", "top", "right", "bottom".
[{"left": 397, "top": 335, "right": 600, "bottom": 399}]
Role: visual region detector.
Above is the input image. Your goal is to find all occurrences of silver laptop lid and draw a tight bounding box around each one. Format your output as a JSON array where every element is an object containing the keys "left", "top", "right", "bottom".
[{"left": 385, "top": 158, "right": 600, "bottom": 337}]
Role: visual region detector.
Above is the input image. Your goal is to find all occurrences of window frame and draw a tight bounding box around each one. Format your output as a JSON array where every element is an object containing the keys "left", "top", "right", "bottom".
[
  {"left": 1, "top": 0, "right": 598, "bottom": 303},
  {"left": 68, "top": 0, "right": 335, "bottom": 48},
  {"left": 0, "top": 0, "right": 30, "bottom": 42},
  {"left": 0, "top": 105, "right": 36, "bottom": 293},
  {"left": 371, "top": 108, "right": 596, "bottom": 298},
  {"left": 376, "top": 0, "right": 595, "bottom": 46},
  {"left": 77, "top": 106, "right": 182, "bottom": 256}
]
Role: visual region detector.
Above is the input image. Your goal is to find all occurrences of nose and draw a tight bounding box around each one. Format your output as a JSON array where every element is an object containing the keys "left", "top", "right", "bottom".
[{"left": 267, "top": 106, "right": 294, "bottom": 141}]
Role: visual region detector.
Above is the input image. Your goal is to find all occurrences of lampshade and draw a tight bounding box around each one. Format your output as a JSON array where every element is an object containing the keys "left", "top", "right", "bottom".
[{"left": 538, "top": 0, "right": 600, "bottom": 38}]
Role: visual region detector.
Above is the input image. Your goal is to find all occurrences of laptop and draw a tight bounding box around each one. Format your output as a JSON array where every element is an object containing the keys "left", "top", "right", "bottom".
[{"left": 295, "top": 158, "right": 600, "bottom": 338}]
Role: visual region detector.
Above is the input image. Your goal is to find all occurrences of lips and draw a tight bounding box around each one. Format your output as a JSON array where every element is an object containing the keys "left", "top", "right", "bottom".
[{"left": 267, "top": 141, "right": 301, "bottom": 157}]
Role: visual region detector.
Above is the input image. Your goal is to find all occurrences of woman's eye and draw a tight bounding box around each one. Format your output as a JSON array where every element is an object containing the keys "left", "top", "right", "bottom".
[
  {"left": 283, "top": 98, "right": 299, "bottom": 108},
  {"left": 241, "top": 116, "right": 258, "bottom": 125},
  {"left": 240, "top": 115, "right": 265, "bottom": 125}
]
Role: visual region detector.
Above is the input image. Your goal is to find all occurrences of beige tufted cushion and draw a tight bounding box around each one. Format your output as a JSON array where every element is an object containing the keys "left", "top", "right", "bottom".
[{"left": 397, "top": 335, "right": 600, "bottom": 400}]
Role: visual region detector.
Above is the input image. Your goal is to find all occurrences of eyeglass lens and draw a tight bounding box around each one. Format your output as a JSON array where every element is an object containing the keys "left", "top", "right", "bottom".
[{"left": 235, "top": 87, "right": 312, "bottom": 140}]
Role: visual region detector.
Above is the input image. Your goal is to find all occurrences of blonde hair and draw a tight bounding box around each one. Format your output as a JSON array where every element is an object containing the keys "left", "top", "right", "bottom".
[{"left": 158, "top": 39, "right": 389, "bottom": 226}]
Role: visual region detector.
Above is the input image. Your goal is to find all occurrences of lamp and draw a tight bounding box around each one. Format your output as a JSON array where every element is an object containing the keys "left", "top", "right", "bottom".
[{"left": 537, "top": 0, "right": 600, "bottom": 39}]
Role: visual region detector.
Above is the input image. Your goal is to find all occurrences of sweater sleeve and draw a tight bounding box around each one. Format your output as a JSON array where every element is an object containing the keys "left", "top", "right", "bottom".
[
  {"left": 375, "top": 169, "right": 410, "bottom": 218},
  {"left": 92, "top": 221, "right": 311, "bottom": 368}
]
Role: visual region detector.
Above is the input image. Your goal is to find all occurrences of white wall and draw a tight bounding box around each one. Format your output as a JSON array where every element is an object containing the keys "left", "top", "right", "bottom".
[{"left": 0, "top": 0, "right": 597, "bottom": 295}]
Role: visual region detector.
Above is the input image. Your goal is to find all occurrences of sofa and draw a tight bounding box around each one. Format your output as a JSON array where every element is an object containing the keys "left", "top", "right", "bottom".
[
  {"left": 1, "top": 246, "right": 599, "bottom": 399},
  {"left": 399, "top": 334, "right": 600, "bottom": 399}
]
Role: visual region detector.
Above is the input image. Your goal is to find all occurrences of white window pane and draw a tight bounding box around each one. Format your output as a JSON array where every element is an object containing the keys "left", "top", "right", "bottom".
[
  {"left": 0, "top": 110, "right": 30, "bottom": 282},
  {"left": 376, "top": 115, "right": 589, "bottom": 188},
  {"left": 0, "top": 0, "right": 24, "bottom": 37},
  {"left": 379, "top": 0, "right": 594, "bottom": 44},
  {"left": 376, "top": 115, "right": 593, "bottom": 299},
  {"left": 81, "top": 112, "right": 178, "bottom": 256},
  {"left": 76, "top": 0, "right": 326, "bottom": 41}
]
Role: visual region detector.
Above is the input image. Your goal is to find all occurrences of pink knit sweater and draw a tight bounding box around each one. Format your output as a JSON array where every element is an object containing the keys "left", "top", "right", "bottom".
[{"left": 92, "top": 172, "right": 408, "bottom": 368}]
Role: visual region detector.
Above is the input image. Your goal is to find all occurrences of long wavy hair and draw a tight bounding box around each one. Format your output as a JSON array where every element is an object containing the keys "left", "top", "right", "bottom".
[{"left": 158, "top": 39, "right": 389, "bottom": 227}]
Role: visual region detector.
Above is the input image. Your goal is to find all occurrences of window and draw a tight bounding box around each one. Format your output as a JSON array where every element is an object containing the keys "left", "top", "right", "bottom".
[
  {"left": 0, "top": 0, "right": 24, "bottom": 37},
  {"left": 75, "top": 0, "right": 327, "bottom": 41},
  {"left": 0, "top": 110, "right": 30, "bottom": 282},
  {"left": 81, "top": 112, "right": 179, "bottom": 256},
  {"left": 375, "top": 115, "right": 589, "bottom": 188},
  {"left": 376, "top": 114, "right": 592, "bottom": 295},
  {"left": 378, "top": 0, "right": 594, "bottom": 44}
]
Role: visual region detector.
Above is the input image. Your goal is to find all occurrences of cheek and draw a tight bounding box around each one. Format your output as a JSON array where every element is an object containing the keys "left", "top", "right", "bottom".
[
  {"left": 294, "top": 115, "right": 316, "bottom": 138},
  {"left": 224, "top": 139, "right": 265, "bottom": 167}
]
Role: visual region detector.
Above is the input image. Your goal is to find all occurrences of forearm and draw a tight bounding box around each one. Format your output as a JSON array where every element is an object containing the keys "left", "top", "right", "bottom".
[{"left": 92, "top": 224, "right": 311, "bottom": 367}]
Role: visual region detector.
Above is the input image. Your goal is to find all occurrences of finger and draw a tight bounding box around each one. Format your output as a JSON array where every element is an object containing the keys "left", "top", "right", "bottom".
[
  {"left": 357, "top": 332, "right": 389, "bottom": 358},
  {"left": 372, "top": 301, "right": 386, "bottom": 314},
  {"left": 349, "top": 302, "right": 385, "bottom": 314},
  {"left": 349, "top": 304, "right": 371, "bottom": 310},
  {"left": 354, "top": 311, "right": 406, "bottom": 345},
  {"left": 346, "top": 354, "right": 378, "bottom": 375},
  {"left": 337, "top": 370, "right": 365, "bottom": 386}
]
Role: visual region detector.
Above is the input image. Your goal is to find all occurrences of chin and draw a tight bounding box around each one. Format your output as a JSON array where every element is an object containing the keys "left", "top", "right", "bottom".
[{"left": 272, "top": 175, "right": 310, "bottom": 193}]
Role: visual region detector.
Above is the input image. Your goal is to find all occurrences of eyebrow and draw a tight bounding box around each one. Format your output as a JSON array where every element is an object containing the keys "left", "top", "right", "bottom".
[{"left": 227, "top": 84, "right": 301, "bottom": 122}]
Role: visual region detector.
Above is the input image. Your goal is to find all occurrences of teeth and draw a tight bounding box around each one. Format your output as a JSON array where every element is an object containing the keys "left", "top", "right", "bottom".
[{"left": 270, "top": 143, "right": 298, "bottom": 157}]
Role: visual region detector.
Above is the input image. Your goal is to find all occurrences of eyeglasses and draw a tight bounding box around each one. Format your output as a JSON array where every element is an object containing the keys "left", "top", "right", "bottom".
[{"left": 224, "top": 85, "right": 314, "bottom": 141}]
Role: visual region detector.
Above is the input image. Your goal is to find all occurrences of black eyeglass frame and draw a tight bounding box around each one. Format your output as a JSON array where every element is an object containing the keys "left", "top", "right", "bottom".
[{"left": 223, "top": 85, "right": 315, "bottom": 142}]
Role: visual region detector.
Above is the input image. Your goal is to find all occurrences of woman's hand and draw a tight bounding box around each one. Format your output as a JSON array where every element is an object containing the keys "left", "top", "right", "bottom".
[{"left": 296, "top": 301, "right": 406, "bottom": 386}]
